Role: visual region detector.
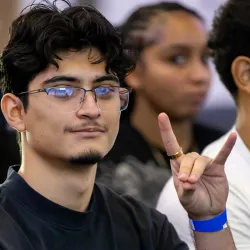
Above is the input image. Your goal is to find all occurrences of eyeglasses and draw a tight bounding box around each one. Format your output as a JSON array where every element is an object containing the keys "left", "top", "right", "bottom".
[{"left": 17, "top": 85, "right": 132, "bottom": 113}]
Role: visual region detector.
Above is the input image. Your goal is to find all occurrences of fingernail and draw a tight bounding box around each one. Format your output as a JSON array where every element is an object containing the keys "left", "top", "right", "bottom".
[
  {"left": 178, "top": 173, "right": 187, "bottom": 180},
  {"left": 190, "top": 175, "right": 198, "bottom": 182}
]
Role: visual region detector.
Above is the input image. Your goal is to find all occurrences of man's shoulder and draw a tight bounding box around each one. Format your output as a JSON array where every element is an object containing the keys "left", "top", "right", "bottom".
[
  {"left": 96, "top": 183, "right": 168, "bottom": 235},
  {"left": 0, "top": 181, "right": 33, "bottom": 249},
  {"left": 95, "top": 184, "right": 188, "bottom": 250},
  {"left": 96, "top": 183, "right": 160, "bottom": 218},
  {"left": 0, "top": 203, "right": 33, "bottom": 250}
]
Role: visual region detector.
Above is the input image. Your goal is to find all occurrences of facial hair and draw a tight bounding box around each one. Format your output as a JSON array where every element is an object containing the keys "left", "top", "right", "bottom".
[{"left": 68, "top": 150, "right": 102, "bottom": 166}]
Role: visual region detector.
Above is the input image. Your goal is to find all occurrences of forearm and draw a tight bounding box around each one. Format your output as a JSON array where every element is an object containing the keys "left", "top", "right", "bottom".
[{"left": 193, "top": 225, "right": 236, "bottom": 250}]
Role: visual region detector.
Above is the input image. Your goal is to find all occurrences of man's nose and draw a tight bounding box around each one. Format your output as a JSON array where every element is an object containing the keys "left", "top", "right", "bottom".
[{"left": 76, "top": 91, "right": 100, "bottom": 118}]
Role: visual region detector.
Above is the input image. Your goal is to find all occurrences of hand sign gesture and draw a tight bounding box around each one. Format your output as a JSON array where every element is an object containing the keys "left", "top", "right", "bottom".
[{"left": 158, "top": 113, "right": 237, "bottom": 220}]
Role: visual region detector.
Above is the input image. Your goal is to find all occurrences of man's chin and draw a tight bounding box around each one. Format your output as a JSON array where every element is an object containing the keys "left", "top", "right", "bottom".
[{"left": 67, "top": 150, "right": 103, "bottom": 166}]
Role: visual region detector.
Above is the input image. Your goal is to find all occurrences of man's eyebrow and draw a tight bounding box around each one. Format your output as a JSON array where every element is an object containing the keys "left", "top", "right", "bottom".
[
  {"left": 93, "top": 75, "right": 120, "bottom": 84},
  {"left": 42, "top": 76, "right": 80, "bottom": 85},
  {"left": 42, "top": 74, "right": 120, "bottom": 86}
]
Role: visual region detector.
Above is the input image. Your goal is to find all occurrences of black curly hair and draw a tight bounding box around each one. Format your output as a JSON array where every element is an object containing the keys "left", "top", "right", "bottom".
[
  {"left": 117, "top": 2, "right": 204, "bottom": 120},
  {"left": 209, "top": 0, "right": 250, "bottom": 100},
  {"left": 0, "top": 0, "right": 135, "bottom": 109}
]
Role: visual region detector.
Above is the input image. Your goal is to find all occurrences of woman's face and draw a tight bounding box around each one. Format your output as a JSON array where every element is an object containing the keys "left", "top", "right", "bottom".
[{"left": 133, "top": 11, "right": 211, "bottom": 120}]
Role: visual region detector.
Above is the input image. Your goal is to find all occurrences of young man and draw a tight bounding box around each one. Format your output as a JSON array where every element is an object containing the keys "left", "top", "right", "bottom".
[
  {"left": 0, "top": 1, "right": 236, "bottom": 249},
  {"left": 157, "top": 0, "right": 250, "bottom": 249}
]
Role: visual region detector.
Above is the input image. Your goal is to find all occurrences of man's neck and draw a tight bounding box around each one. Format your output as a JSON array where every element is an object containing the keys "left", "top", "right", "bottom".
[
  {"left": 19, "top": 148, "right": 96, "bottom": 213},
  {"left": 235, "top": 92, "right": 250, "bottom": 150},
  {"left": 131, "top": 95, "right": 194, "bottom": 152}
]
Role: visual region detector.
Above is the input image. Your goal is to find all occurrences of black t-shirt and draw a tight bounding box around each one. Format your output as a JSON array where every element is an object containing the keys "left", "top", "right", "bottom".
[
  {"left": 0, "top": 166, "right": 188, "bottom": 250},
  {"left": 0, "top": 128, "right": 20, "bottom": 182}
]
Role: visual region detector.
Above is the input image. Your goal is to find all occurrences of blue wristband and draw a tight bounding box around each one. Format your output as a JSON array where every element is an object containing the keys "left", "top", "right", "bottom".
[{"left": 189, "top": 210, "right": 228, "bottom": 232}]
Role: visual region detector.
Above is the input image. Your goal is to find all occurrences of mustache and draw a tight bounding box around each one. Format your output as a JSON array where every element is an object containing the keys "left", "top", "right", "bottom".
[{"left": 64, "top": 121, "right": 108, "bottom": 133}]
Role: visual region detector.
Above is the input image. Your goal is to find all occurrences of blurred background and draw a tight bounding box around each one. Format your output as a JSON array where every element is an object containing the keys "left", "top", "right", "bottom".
[{"left": 0, "top": 0, "right": 235, "bottom": 132}]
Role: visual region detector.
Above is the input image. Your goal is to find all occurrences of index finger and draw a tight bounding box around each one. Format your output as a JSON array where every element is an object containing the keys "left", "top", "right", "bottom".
[
  {"left": 213, "top": 132, "right": 237, "bottom": 165},
  {"left": 158, "top": 113, "right": 182, "bottom": 159}
]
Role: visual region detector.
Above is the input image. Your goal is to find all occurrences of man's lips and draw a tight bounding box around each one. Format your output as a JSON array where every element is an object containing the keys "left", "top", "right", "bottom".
[{"left": 71, "top": 127, "right": 105, "bottom": 138}]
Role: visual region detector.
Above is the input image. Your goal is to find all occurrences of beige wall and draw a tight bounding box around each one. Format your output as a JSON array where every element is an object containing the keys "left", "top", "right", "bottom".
[{"left": 0, "top": 0, "right": 18, "bottom": 52}]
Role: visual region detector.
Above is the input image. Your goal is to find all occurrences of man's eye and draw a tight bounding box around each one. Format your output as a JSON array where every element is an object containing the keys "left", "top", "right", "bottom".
[{"left": 47, "top": 87, "right": 74, "bottom": 97}]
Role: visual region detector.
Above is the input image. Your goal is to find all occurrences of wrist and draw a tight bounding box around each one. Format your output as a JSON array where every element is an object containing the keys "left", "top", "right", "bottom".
[
  {"left": 188, "top": 207, "right": 227, "bottom": 220},
  {"left": 188, "top": 213, "right": 223, "bottom": 221},
  {"left": 189, "top": 210, "right": 228, "bottom": 232}
]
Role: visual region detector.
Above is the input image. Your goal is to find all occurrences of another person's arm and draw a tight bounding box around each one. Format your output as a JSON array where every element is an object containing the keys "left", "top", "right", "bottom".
[
  {"left": 157, "top": 113, "right": 236, "bottom": 250},
  {"left": 192, "top": 227, "right": 235, "bottom": 250}
]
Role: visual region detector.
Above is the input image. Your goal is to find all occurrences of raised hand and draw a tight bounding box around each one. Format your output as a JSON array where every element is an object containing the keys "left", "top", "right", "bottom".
[{"left": 158, "top": 113, "right": 237, "bottom": 220}]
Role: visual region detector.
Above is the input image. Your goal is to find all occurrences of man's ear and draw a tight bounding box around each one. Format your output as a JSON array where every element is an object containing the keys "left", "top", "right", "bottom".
[
  {"left": 1, "top": 93, "right": 26, "bottom": 132},
  {"left": 232, "top": 56, "right": 250, "bottom": 93}
]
